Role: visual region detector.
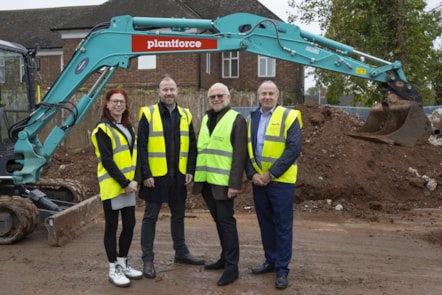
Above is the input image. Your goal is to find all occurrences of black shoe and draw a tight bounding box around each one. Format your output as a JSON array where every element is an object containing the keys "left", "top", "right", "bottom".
[
  {"left": 174, "top": 253, "right": 205, "bottom": 265},
  {"left": 251, "top": 262, "right": 274, "bottom": 274},
  {"left": 143, "top": 261, "right": 156, "bottom": 279},
  {"left": 217, "top": 270, "right": 239, "bottom": 286},
  {"left": 204, "top": 259, "right": 225, "bottom": 270},
  {"left": 275, "top": 274, "right": 288, "bottom": 289}
]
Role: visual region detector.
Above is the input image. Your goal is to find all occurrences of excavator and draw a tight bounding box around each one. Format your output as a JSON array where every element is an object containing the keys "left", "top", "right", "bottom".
[
  {"left": 0, "top": 40, "right": 102, "bottom": 246},
  {"left": 0, "top": 13, "right": 431, "bottom": 246}
]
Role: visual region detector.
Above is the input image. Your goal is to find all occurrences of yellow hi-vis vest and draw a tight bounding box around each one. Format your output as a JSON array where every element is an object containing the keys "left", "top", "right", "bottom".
[
  {"left": 247, "top": 106, "right": 302, "bottom": 184},
  {"left": 139, "top": 104, "right": 191, "bottom": 177},
  {"left": 91, "top": 123, "right": 137, "bottom": 201},
  {"left": 194, "top": 109, "right": 238, "bottom": 186}
]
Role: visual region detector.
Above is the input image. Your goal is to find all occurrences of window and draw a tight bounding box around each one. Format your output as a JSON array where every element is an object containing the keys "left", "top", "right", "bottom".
[
  {"left": 0, "top": 57, "right": 4, "bottom": 83},
  {"left": 222, "top": 51, "right": 239, "bottom": 78},
  {"left": 258, "top": 55, "right": 275, "bottom": 77},
  {"left": 20, "top": 57, "right": 25, "bottom": 83},
  {"left": 206, "top": 53, "right": 211, "bottom": 74},
  {"left": 138, "top": 55, "right": 156, "bottom": 70}
]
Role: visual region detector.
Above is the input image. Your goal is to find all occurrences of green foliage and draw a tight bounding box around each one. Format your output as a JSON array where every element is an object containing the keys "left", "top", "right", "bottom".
[
  {"left": 178, "top": 87, "right": 195, "bottom": 95},
  {"left": 288, "top": 0, "right": 442, "bottom": 106},
  {"left": 429, "top": 49, "right": 442, "bottom": 104},
  {"left": 229, "top": 87, "right": 238, "bottom": 95},
  {"left": 135, "top": 88, "right": 156, "bottom": 96},
  {"left": 78, "top": 87, "right": 90, "bottom": 92},
  {"left": 306, "top": 86, "right": 318, "bottom": 96},
  {"left": 281, "top": 91, "right": 293, "bottom": 105}
]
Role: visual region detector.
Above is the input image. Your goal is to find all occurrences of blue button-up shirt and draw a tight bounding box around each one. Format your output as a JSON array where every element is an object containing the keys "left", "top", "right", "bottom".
[{"left": 255, "top": 106, "right": 276, "bottom": 168}]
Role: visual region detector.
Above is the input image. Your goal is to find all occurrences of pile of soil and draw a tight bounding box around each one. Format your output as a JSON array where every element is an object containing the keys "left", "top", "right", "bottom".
[{"left": 42, "top": 102, "right": 442, "bottom": 221}]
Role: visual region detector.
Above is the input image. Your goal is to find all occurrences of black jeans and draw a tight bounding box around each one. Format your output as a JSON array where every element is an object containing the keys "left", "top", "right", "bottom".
[
  {"left": 140, "top": 177, "right": 189, "bottom": 262},
  {"left": 202, "top": 183, "right": 239, "bottom": 272}
]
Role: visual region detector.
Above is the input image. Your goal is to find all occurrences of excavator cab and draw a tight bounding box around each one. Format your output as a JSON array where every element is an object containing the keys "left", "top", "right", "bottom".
[
  {"left": 347, "top": 76, "right": 432, "bottom": 147},
  {"left": 0, "top": 40, "right": 101, "bottom": 246}
]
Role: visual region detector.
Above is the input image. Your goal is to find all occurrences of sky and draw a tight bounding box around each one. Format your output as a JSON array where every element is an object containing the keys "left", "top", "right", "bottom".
[
  {"left": 0, "top": 0, "right": 108, "bottom": 10},
  {"left": 1, "top": 0, "right": 440, "bottom": 89}
]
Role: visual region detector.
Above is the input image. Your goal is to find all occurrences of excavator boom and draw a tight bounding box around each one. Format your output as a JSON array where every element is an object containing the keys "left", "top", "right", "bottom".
[
  {"left": 25, "top": 14, "right": 431, "bottom": 160},
  {"left": 1, "top": 12, "right": 431, "bottom": 245}
]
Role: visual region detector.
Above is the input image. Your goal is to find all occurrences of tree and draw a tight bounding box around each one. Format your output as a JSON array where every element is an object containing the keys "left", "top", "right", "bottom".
[
  {"left": 288, "top": 0, "right": 442, "bottom": 106},
  {"left": 429, "top": 4, "right": 442, "bottom": 105},
  {"left": 431, "top": 49, "right": 442, "bottom": 104}
]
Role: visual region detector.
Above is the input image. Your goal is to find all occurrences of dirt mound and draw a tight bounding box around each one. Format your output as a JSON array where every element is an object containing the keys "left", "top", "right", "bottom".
[
  {"left": 42, "top": 102, "right": 442, "bottom": 219},
  {"left": 295, "top": 102, "right": 442, "bottom": 219}
]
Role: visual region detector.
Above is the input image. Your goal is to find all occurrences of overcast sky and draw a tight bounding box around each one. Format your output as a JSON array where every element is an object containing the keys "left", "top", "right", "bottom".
[
  {"left": 1, "top": 0, "right": 439, "bottom": 18},
  {"left": 1, "top": 0, "right": 438, "bottom": 34}
]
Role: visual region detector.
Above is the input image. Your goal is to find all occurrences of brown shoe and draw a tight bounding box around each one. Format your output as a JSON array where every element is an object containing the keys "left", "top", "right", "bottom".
[{"left": 143, "top": 261, "right": 156, "bottom": 279}]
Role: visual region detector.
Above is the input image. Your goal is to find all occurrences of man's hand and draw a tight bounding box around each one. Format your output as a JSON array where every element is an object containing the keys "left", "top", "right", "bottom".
[
  {"left": 227, "top": 188, "right": 240, "bottom": 199},
  {"left": 185, "top": 174, "right": 193, "bottom": 186},
  {"left": 143, "top": 177, "right": 155, "bottom": 188},
  {"left": 252, "top": 172, "right": 272, "bottom": 186}
]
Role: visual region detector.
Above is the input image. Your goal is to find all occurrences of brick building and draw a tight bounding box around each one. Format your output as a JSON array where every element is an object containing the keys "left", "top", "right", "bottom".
[{"left": 0, "top": 0, "right": 305, "bottom": 103}]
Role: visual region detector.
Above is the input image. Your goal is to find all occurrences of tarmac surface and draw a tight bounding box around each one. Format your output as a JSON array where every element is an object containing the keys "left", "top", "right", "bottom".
[{"left": 1, "top": 207, "right": 442, "bottom": 295}]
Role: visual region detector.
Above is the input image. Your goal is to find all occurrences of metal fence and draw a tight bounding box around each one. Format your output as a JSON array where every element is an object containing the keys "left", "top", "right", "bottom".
[
  {"left": 326, "top": 105, "right": 442, "bottom": 120},
  {"left": 234, "top": 105, "right": 442, "bottom": 120}
]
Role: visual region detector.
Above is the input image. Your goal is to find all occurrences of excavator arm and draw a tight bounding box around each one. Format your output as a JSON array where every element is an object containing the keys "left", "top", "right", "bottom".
[
  {"left": 3, "top": 13, "right": 430, "bottom": 245},
  {"left": 12, "top": 13, "right": 430, "bottom": 185}
]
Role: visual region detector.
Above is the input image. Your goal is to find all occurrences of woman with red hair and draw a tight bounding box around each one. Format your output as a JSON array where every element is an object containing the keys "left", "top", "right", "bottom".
[{"left": 91, "top": 88, "right": 142, "bottom": 287}]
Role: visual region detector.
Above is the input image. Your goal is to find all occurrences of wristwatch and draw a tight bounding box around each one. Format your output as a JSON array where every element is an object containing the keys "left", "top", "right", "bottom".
[{"left": 269, "top": 172, "right": 275, "bottom": 180}]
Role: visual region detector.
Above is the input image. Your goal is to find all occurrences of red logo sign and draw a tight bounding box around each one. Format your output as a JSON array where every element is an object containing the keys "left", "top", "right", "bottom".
[{"left": 132, "top": 35, "right": 218, "bottom": 52}]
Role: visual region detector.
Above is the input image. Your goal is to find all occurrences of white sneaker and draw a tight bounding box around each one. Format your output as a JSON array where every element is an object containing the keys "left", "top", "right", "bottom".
[
  {"left": 116, "top": 257, "right": 143, "bottom": 279},
  {"left": 109, "top": 263, "right": 131, "bottom": 287}
]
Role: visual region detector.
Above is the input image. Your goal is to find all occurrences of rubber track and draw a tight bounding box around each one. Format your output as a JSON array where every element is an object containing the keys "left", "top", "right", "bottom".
[
  {"left": 0, "top": 195, "right": 39, "bottom": 244},
  {"left": 32, "top": 178, "right": 88, "bottom": 203}
]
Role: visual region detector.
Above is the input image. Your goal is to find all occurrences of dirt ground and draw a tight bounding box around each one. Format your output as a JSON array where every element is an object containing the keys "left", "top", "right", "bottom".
[{"left": 1, "top": 102, "right": 442, "bottom": 294}]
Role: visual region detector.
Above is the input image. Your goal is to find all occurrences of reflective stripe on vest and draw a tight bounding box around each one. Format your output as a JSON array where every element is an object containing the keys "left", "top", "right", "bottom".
[
  {"left": 247, "top": 106, "right": 302, "bottom": 183},
  {"left": 139, "top": 104, "right": 191, "bottom": 176},
  {"left": 91, "top": 123, "right": 137, "bottom": 201},
  {"left": 195, "top": 109, "right": 238, "bottom": 186}
]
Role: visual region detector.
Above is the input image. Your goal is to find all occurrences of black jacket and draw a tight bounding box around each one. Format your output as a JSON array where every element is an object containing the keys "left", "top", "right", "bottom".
[{"left": 137, "top": 101, "right": 197, "bottom": 202}]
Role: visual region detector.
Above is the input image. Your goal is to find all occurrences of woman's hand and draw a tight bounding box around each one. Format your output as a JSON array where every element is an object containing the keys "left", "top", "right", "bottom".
[{"left": 125, "top": 180, "right": 138, "bottom": 193}]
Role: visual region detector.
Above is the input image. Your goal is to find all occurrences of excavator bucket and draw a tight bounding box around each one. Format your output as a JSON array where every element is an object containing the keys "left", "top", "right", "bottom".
[
  {"left": 44, "top": 195, "right": 102, "bottom": 246},
  {"left": 346, "top": 95, "right": 432, "bottom": 147}
]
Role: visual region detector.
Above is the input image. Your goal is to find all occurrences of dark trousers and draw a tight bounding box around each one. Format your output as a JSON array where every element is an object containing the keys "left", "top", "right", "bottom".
[
  {"left": 140, "top": 178, "right": 189, "bottom": 262},
  {"left": 202, "top": 183, "right": 239, "bottom": 272},
  {"left": 103, "top": 206, "right": 136, "bottom": 262},
  {"left": 252, "top": 181, "right": 295, "bottom": 276}
]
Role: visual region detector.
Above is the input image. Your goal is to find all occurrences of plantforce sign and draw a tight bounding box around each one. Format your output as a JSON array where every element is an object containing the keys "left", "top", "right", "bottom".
[{"left": 132, "top": 35, "right": 218, "bottom": 52}]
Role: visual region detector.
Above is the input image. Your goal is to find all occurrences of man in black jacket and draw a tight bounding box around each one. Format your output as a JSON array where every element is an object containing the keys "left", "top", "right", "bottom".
[
  {"left": 193, "top": 82, "right": 248, "bottom": 286},
  {"left": 137, "top": 74, "right": 204, "bottom": 279}
]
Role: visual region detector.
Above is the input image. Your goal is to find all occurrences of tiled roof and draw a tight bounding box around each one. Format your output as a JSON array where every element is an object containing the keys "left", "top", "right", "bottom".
[
  {"left": 182, "top": 0, "right": 280, "bottom": 20},
  {"left": 56, "top": 0, "right": 199, "bottom": 30},
  {"left": 0, "top": 7, "right": 94, "bottom": 48},
  {"left": 0, "top": 0, "right": 279, "bottom": 49}
]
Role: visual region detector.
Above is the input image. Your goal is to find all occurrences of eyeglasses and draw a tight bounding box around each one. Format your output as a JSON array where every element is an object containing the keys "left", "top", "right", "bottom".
[
  {"left": 109, "top": 100, "right": 125, "bottom": 105},
  {"left": 209, "top": 94, "right": 226, "bottom": 100}
]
